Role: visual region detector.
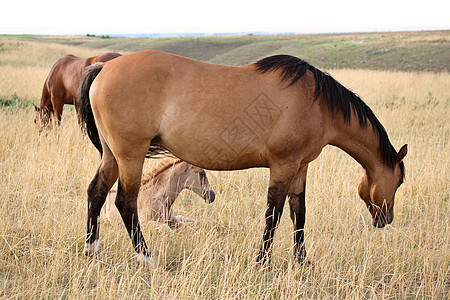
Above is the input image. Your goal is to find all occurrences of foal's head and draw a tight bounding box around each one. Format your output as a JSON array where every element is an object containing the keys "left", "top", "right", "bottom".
[
  {"left": 177, "top": 162, "right": 215, "bottom": 204},
  {"left": 358, "top": 144, "right": 407, "bottom": 228}
]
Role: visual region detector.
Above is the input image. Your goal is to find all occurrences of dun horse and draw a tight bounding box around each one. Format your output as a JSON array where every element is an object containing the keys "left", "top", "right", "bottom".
[
  {"left": 35, "top": 52, "right": 121, "bottom": 128},
  {"left": 101, "top": 159, "right": 215, "bottom": 232},
  {"left": 77, "top": 50, "right": 407, "bottom": 266}
]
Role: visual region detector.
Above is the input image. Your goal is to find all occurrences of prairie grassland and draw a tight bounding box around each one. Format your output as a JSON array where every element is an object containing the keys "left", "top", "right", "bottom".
[
  {"left": 0, "top": 40, "right": 449, "bottom": 299},
  {"left": 27, "top": 30, "right": 449, "bottom": 72},
  {"left": 0, "top": 39, "right": 118, "bottom": 102}
]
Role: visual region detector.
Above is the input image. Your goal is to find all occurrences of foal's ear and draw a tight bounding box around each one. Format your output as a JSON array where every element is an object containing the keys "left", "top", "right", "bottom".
[
  {"left": 33, "top": 104, "right": 40, "bottom": 112},
  {"left": 397, "top": 144, "right": 407, "bottom": 162}
]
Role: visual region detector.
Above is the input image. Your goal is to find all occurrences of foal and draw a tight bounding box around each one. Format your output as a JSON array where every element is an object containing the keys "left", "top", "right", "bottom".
[{"left": 101, "top": 159, "right": 215, "bottom": 232}]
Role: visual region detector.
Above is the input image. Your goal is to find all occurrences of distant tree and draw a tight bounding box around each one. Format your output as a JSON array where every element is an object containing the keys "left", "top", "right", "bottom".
[{"left": 86, "top": 34, "right": 110, "bottom": 39}]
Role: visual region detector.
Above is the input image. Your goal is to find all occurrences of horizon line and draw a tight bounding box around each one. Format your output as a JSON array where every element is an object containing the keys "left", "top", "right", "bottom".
[{"left": 1, "top": 26, "right": 449, "bottom": 37}]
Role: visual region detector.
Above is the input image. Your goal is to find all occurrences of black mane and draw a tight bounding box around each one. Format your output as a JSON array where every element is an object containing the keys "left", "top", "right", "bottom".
[{"left": 255, "top": 55, "right": 398, "bottom": 169}]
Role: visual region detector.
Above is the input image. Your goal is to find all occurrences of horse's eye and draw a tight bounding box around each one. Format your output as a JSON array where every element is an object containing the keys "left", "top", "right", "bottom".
[{"left": 199, "top": 172, "right": 205, "bottom": 181}]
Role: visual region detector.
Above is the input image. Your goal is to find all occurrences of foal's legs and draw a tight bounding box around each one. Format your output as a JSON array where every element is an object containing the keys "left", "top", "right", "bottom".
[
  {"left": 85, "top": 141, "right": 118, "bottom": 256},
  {"left": 287, "top": 165, "right": 308, "bottom": 263}
]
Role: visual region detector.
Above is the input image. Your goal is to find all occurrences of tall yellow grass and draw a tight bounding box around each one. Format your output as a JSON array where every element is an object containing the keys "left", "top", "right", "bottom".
[
  {"left": 0, "top": 39, "right": 448, "bottom": 299},
  {"left": 0, "top": 39, "right": 117, "bottom": 102}
]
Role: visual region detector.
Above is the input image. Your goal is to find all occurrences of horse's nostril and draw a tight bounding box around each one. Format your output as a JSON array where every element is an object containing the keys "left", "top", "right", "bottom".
[
  {"left": 386, "top": 211, "right": 394, "bottom": 224},
  {"left": 372, "top": 218, "right": 386, "bottom": 228},
  {"left": 205, "top": 189, "right": 215, "bottom": 204},
  {"left": 372, "top": 211, "right": 393, "bottom": 228}
]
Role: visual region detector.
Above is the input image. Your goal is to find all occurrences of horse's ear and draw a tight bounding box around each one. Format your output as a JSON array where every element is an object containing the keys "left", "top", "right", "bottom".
[
  {"left": 33, "top": 104, "right": 40, "bottom": 112},
  {"left": 397, "top": 144, "right": 407, "bottom": 162}
]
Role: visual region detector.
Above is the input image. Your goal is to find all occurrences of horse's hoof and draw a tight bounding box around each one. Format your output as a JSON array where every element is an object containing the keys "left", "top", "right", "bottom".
[
  {"left": 156, "top": 224, "right": 173, "bottom": 234},
  {"left": 173, "top": 215, "right": 195, "bottom": 224},
  {"left": 136, "top": 253, "right": 163, "bottom": 271},
  {"left": 150, "top": 221, "right": 173, "bottom": 234},
  {"left": 84, "top": 240, "right": 99, "bottom": 257},
  {"left": 294, "top": 248, "right": 307, "bottom": 264},
  {"left": 91, "top": 252, "right": 103, "bottom": 263},
  {"left": 256, "top": 252, "right": 271, "bottom": 267}
]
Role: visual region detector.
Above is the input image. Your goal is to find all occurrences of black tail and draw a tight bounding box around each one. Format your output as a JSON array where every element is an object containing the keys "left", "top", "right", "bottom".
[{"left": 77, "top": 63, "right": 103, "bottom": 155}]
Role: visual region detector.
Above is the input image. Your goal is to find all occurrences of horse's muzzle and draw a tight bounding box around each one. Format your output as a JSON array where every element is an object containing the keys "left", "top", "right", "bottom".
[
  {"left": 205, "top": 189, "right": 216, "bottom": 204},
  {"left": 372, "top": 211, "right": 394, "bottom": 228}
]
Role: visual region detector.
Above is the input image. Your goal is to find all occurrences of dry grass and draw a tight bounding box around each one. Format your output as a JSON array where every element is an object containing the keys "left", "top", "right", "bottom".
[
  {"left": 0, "top": 40, "right": 449, "bottom": 299},
  {"left": 0, "top": 39, "right": 115, "bottom": 102}
]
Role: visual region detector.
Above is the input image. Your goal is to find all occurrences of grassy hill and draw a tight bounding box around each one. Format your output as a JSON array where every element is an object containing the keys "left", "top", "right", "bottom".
[{"left": 4, "top": 30, "right": 449, "bottom": 72}]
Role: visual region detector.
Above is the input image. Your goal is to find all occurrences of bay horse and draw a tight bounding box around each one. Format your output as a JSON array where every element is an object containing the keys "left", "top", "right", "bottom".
[
  {"left": 101, "top": 159, "right": 215, "bottom": 232},
  {"left": 35, "top": 52, "right": 121, "bottom": 128},
  {"left": 77, "top": 50, "right": 407, "bottom": 267}
]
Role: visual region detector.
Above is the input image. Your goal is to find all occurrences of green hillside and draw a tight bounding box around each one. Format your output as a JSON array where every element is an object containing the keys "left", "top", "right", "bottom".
[{"left": 4, "top": 30, "right": 449, "bottom": 72}]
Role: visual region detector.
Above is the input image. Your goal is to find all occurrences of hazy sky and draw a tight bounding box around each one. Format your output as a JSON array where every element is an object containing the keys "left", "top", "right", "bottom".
[{"left": 2, "top": 0, "right": 449, "bottom": 35}]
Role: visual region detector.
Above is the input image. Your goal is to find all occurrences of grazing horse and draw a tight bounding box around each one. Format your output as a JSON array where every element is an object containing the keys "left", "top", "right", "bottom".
[
  {"left": 77, "top": 50, "right": 407, "bottom": 267},
  {"left": 101, "top": 159, "right": 215, "bottom": 232},
  {"left": 35, "top": 52, "right": 121, "bottom": 128}
]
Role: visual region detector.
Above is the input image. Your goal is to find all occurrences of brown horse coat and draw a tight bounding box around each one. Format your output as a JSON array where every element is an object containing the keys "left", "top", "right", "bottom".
[
  {"left": 78, "top": 50, "right": 407, "bottom": 266},
  {"left": 35, "top": 52, "right": 121, "bottom": 127},
  {"left": 91, "top": 51, "right": 324, "bottom": 171}
]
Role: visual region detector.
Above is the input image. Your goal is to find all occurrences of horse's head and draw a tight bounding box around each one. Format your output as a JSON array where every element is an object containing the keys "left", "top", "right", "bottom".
[
  {"left": 358, "top": 144, "right": 407, "bottom": 228},
  {"left": 34, "top": 105, "right": 52, "bottom": 130},
  {"left": 182, "top": 163, "right": 215, "bottom": 204}
]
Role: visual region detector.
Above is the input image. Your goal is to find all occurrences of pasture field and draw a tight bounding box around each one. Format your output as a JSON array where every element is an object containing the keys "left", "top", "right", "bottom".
[
  {"left": 2, "top": 30, "right": 449, "bottom": 72},
  {"left": 0, "top": 35, "right": 449, "bottom": 299}
]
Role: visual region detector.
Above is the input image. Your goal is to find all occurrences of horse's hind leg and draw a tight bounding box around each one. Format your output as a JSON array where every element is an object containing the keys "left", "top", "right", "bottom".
[
  {"left": 114, "top": 152, "right": 158, "bottom": 266},
  {"left": 287, "top": 165, "right": 308, "bottom": 263},
  {"left": 85, "top": 140, "right": 118, "bottom": 256}
]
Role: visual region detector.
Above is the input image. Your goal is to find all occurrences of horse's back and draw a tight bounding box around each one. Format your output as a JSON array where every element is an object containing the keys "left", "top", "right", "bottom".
[
  {"left": 44, "top": 55, "right": 84, "bottom": 100},
  {"left": 96, "top": 52, "right": 122, "bottom": 63},
  {"left": 50, "top": 53, "right": 120, "bottom": 96},
  {"left": 47, "top": 54, "right": 79, "bottom": 81}
]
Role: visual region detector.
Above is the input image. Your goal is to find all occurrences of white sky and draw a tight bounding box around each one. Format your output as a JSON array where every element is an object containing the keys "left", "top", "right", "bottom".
[{"left": 1, "top": 0, "right": 449, "bottom": 35}]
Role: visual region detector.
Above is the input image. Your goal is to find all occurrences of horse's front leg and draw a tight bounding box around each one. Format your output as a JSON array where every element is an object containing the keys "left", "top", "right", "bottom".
[
  {"left": 287, "top": 165, "right": 308, "bottom": 263},
  {"left": 257, "top": 178, "right": 289, "bottom": 265},
  {"left": 51, "top": 94, "right": 63, "bottom": 126}
]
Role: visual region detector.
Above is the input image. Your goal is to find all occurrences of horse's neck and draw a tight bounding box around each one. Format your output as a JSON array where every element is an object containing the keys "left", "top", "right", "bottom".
[
  {"left": 329, "top": 115, "right": 383, "bottom": 175},
  {"left": 40, "top": 79, "right": 52, "bottom": 110}
]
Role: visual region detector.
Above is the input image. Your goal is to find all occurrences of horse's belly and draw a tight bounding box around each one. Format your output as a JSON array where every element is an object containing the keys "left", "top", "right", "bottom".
[{"left": 159, "top": 126, "right": 268, "bottom": 171}]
